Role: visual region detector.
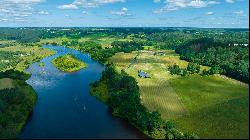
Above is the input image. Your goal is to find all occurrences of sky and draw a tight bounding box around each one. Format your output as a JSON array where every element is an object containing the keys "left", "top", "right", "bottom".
[{"left": 0, "top": 0, "right": 249, "bottom": 28}]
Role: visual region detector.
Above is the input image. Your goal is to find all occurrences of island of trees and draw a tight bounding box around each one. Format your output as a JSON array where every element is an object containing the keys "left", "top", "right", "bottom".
[{"left": 52, "top": 54, "right": 87, "bottom": 72}]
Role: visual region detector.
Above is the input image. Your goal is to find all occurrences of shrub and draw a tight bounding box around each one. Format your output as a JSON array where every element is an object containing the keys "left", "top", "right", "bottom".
[
  {"left": 168, "top": 64, "right": 181, "bottom": 75},
  {"left": 187, "top": 62, "right": 200, "bottom": 74}
]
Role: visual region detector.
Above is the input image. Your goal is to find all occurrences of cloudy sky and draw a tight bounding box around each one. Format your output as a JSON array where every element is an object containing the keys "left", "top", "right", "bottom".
[{"left": 0, "top": 0, "right": 248, "bottom": 28}]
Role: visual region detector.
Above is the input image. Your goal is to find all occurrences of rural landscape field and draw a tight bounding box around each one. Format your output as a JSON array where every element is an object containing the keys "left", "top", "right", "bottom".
[{"left": 0, "top": 0, "right": 249, "bottom": 139}]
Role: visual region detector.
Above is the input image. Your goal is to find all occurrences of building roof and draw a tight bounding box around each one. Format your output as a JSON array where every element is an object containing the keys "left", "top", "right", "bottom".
[{"left": 139, "top": 71, "right": 150, "bottom": 78}]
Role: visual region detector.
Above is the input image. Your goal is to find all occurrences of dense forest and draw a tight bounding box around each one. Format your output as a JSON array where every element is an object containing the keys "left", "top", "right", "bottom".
[
  {"left": 175, "top": 38, "right": 249, "bottom": 83},
  {"left": 0, "top": 70, "right": 36, "bottom": 139}
]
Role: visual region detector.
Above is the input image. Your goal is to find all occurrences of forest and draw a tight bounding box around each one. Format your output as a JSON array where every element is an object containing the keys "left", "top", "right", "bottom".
[
  {"left": 175, "top": 38, "right": 249, "bottom": 83},
  {"left": 0, "top": 70, "right": 36, "bottom": 139}
]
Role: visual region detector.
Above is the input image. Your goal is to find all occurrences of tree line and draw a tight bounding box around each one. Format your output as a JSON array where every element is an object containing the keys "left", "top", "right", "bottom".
[{"left": 175, "top": 38, "right": 249, "bottom": 83}]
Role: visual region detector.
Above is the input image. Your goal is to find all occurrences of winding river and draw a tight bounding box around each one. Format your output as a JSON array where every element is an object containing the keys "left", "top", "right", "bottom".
[{"left": 18, "top": 45, "right": 146, "bottom": 139}]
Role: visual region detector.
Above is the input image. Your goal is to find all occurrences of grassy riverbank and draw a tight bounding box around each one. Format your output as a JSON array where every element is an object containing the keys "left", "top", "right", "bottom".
[
  {"left": 52, "top": 54, "right": 87, "bottom": 72},
  {"left": 0, "top": 44, "right": 55, "bottom": 72}
]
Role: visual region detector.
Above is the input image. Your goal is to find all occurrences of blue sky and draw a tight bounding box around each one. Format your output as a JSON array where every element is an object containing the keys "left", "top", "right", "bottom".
[{"left": 0, "top": 0, "right": 248, "bottom": 28}]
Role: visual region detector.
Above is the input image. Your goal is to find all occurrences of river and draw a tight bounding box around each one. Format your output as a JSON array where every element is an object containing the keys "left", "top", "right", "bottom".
[{"left": 18, "top": 45, "right": 146, "bottom": 139}]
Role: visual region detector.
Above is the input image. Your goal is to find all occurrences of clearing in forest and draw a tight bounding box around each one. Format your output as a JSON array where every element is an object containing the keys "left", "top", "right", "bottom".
[{"left": 0, "top": 78, "right": 14, "bottom": 90}]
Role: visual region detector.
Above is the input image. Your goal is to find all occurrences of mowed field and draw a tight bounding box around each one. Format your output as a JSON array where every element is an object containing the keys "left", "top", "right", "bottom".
[
  {"left": 110, "top": 50, "right": 209, "bottom": 119},
  {"left": 109, "top": 50, "right": 249, "bottom": 138},
  {"left": 0, "top": 78, "right": 14, "bottom": 90},
  {"left": 171, "top": 75, "right": 249, "bottom": 139}
]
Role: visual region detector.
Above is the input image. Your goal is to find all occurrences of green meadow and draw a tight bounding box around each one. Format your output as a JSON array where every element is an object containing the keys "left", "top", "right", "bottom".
[
  {"left": 170, "top": 75, "right": 249, "bottom": 139},
  {"left": 110, "top": 50, "right": 249, "bottom": 139}
]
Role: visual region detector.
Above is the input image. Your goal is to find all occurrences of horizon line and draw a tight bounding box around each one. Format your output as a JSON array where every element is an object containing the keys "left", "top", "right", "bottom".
[{"left": 0, "top": 26, "right": 249, "bottom": 29}]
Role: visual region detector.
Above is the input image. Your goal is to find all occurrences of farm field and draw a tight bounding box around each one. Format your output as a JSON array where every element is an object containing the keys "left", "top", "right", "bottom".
[
  {"left": 110, "top": 50, "right": 209, "bottom": 119},
  {"left": 109, "top": 50, "right": 249, "bottom": 138},
  {"left": 40, "top": 36, "right": 132, "bottom": 48},
  {"left": 39, "top": 37, "right": 66, "bottom": 45},
  {"left": 170, "top": 75, "right": 249, "bottom": 139},
  {"left": 0, "top": 45, "right": 55, "bottom": 71}
]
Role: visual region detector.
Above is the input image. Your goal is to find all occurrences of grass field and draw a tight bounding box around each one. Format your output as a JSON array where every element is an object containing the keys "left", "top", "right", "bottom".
[
  {"left": 110, "top": 50, "right": 189, "bottom": 119},
  {"left": 40, "top": 36, "right": 132, "bottom": 48},
  {"left": 110, "top": 50, "right": 210, "bottom": 119},
  {"left": 109, "top": 49, "right": 249, "bottom": 138},
  {"left": 170, "top": 75, "right": 249, "bottom": 139},
  {"left": 0, "top": 78, "right": 14, "bottom": 90},
  {"left": 0, "top": 45, "right": 55, "bottom": 71},
  {"left": 39, "top": 37, "right": 67, "bottom": 45}
]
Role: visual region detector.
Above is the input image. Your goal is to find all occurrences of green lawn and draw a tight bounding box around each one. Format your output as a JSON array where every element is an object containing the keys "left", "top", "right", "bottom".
[
  {"left": 52, "top": 54, "right": 87, "bottom": 72},
  {"left": 170, "top": 75, "right": 249, "bottom": 139}
]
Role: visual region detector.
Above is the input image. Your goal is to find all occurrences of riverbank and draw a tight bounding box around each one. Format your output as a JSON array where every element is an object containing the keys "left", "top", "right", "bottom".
[{"left": 0, "top": 45, "right": 55, "bottom": 72}]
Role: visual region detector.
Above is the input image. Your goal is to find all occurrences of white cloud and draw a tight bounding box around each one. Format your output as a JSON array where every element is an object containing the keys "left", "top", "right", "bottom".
[
  {"left": 153, "top": 0, "right": 220, "bottom": 13},
  {"left": 57, "top": 4, "right": 78, "bottom": 9},
  {"left": 4, "top": 0, "right": 45, "bottom": 3},
  {"left": 188, "top": 0, "right": 207, "bottom": 8},
  {"left": 208, "top": 1, "right": 219, "bottom": 4},
  {"left": 154, "top": 0, "right": 161, "bottom": 3},
  {"left": 234, "top": 10, "right": 243, "bottom": 15},
  {"left": 234, "top": 10, "right": 246, "bottom": 16},
  {"left": 111, "top": 7, "right": 131, "bottom": 16},
  {"left": 225, "top": 0, "right": 234, "bottom": 3},
  {"left": 206, "top": 11, "right": 214, "bottom": 15},
  {"left": 58, "top": 0, "right": 125, "bottom": 9},
  {"left": 0, "top": 18, "right": 8, "bottom": 22},
  {"left": 0, "top": 0, "right": 45, "bottom": 22},
  {"left": 38, "top": 10, "right": 49, "bottom": 15}
]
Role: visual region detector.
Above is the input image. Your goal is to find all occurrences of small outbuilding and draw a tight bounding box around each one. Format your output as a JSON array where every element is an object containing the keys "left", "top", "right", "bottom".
[{"left": 138, "top": 70, "right": 151, "bottom": 78}]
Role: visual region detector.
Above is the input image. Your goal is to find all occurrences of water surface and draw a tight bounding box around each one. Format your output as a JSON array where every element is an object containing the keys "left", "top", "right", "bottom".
[{"left": 19, "top": 45, "right": 146, "bottom": 139}]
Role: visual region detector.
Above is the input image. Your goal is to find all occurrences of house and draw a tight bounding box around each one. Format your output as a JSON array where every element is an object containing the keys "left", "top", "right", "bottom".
[
  {"left": 138, "top": 70, "right": 151, "bottom": 78},
  {"left": 158, "top": 52, "right": 165, "bottom": 56}
]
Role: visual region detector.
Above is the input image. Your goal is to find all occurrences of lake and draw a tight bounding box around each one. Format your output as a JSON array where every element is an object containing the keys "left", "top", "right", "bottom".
[{"left": 18, "top": 45, "right": 146, "bottom": 139}]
